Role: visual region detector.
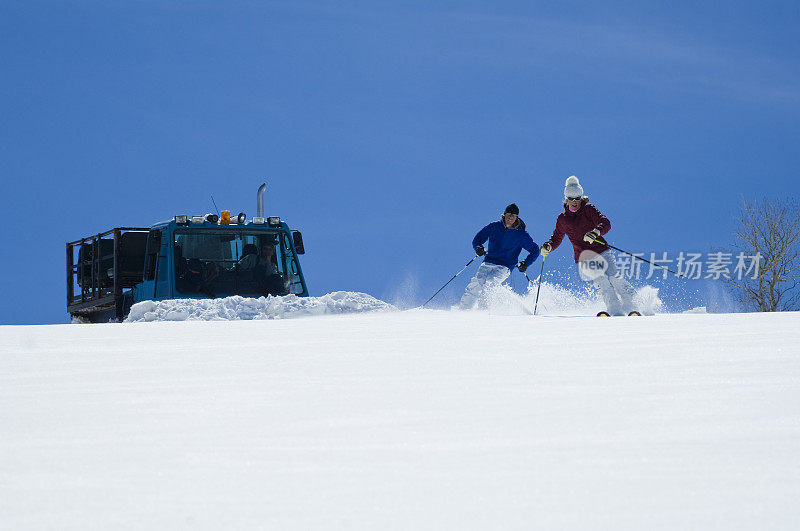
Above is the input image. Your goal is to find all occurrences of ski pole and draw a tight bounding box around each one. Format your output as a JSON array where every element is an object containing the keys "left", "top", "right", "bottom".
[
  {"left": 533, "top": 258, "right": 545, "bottom": 315},
  {"left": 591, "top": 239, "right": 684, "bottom": 278},
  {"left": 521, "top": 260, "right": 546, "bottom": 315},
  {"left": 421, "top": 255, "right": 479, "bottom": 308}
]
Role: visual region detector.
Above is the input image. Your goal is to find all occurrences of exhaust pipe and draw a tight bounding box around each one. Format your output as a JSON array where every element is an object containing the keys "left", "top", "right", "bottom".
[{"left": 257, "top": 183, "right": 266, "bottom": 218}]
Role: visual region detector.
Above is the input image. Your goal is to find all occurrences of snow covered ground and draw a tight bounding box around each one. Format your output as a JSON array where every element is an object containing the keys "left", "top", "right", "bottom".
[{"left": 3, "top": 301, "right": 800, "bottom": 529}]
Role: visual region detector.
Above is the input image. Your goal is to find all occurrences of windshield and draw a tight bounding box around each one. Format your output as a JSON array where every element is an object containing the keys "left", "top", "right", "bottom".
[{"left": 173, "top": 230, "right": 303, "bottom": 297}]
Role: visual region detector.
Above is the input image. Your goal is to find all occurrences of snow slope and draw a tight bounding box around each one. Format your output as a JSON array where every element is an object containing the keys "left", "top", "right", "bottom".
[{"left": 2, "top": 309, "right": 799, "bottom": 529}]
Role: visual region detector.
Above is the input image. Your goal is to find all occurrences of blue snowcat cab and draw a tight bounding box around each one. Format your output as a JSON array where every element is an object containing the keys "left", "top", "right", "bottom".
[{"left": 67, "top": 184, "right": 308, "bottom": 322}]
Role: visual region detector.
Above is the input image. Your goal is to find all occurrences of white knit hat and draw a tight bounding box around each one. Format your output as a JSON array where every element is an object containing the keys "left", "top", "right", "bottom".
[{"left": 564, "top": 175, "right": 584, "bottom": 199}]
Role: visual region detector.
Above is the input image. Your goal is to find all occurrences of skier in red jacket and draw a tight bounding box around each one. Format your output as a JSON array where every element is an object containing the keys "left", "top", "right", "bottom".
[{"left": 540, "top": 176, "right": 638, "bottom": 316}]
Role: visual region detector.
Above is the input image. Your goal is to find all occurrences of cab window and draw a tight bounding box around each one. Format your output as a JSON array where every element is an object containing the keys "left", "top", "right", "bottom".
[{"left": 173, "top": 231, "right": 298, "bottom": 297}]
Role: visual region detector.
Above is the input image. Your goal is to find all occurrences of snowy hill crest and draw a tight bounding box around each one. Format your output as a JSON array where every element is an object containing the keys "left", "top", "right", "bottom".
[{"left": 125, "top": 291, "right": 397, "bottom": 322}]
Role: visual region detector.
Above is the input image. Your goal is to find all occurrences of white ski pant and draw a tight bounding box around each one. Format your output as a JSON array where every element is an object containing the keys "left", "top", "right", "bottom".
[
  {"left": 579, "top": 251, "right": 637, "bottom": 315},
  {"left": 459, "top": 262, "right": 510, "bottom": 310}
]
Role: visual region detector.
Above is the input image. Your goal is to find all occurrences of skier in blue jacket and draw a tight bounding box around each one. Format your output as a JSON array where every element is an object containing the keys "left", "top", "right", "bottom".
[{"left": 459, "top": 203, "right": 540, "bottom": 310}]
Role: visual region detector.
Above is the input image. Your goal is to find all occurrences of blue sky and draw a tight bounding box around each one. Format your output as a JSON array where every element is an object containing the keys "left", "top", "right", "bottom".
[{"left": 1, "top": 1, "right": 799, "bottom": 324}]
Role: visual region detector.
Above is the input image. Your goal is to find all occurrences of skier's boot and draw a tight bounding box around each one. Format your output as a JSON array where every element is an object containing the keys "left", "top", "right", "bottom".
[
  {"left": 596, "top": 311, "right": 611, "bottom": 317},
  {"left": 628, "top": 311, "right": 642, "bottom": 316}
]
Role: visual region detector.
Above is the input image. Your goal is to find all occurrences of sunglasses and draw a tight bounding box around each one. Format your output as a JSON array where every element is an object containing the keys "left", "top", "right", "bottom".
[{"left": 566, "top": 196, "right": 582, "bottom": 201}]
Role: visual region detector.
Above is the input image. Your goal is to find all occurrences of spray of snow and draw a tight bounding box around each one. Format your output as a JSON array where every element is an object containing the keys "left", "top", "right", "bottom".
[
  {"left": 389, "top": 271, "right": 421, "bottom": 310},
  {"left": 481, "top": 281, "right": 664, "bottom": 316},
  {"left": 124, "top": 280, "right": 665, "bottom": 323},
  {"left": 683, "top": 306, "right": 708, "bottom": 314},
  {"left": 125, "top": 291, "right": 396, "bottom": 322}
]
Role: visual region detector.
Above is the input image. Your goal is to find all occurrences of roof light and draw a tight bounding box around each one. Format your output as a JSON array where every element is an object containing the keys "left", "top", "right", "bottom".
[
  {"left": 237, "top": 212, "right": 247, "bottom": 224},
  {"left": 191, "top": 216, "right": 204, "bottom": 224},
  {"left": 205, "top": 213, "right": 219, "bottom": 223},
  {"left": 174, "top": 215, "right": 188, "bottom": 225},
  {"left": 267, "top": 216, "right": 281, "bottom": 227},
  {"left": 252, "top": 216, "right": 265, "bottom": 225},
  {"left": 220, "top": 211, "right": 231, "bottom": 224}
]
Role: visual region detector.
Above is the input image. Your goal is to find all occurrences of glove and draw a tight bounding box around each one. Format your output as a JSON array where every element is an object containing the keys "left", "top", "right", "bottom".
[
  {"left": 517, "top": 261, "right": 528, "bottom": 273},
  {"left": 475, "top": 246, "right": 486, "bottom": 256},
  {"left": 583, "top": 229, "right": 600, "bottom": 243},
  {"left": 540, "top": 242, "right": 552, "bottom": 258}
]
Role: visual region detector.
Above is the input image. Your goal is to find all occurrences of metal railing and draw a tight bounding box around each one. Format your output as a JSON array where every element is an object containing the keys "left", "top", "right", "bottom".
[{"left": 66, "top": 227, "right": 149, "bottom": 320}]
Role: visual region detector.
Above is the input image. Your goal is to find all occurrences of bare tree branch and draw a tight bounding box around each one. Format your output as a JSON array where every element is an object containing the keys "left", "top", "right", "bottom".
[{"left": 724, "top": 198, "right": 800, "bottom": 311}]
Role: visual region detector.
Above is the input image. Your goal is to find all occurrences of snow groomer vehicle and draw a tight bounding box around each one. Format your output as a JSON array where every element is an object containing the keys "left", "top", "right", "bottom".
[{"left": 67, "top": 184, "right": 307, "bottom": 322}]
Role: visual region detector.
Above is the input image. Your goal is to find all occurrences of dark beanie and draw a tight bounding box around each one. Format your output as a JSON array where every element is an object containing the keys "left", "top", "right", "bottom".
[{"left": 504, "top": 203, "right": 519, "bottom": 215}]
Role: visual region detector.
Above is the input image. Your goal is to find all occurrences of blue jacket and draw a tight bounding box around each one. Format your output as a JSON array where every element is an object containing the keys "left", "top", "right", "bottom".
[{"left": 472, "top": 218, "right": 540, "bottom": 270}]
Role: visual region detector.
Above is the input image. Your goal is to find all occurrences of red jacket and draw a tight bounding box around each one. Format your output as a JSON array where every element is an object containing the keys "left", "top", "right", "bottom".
[{"left": 548, "top": 201, "right": 611, "bottom": 263}]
